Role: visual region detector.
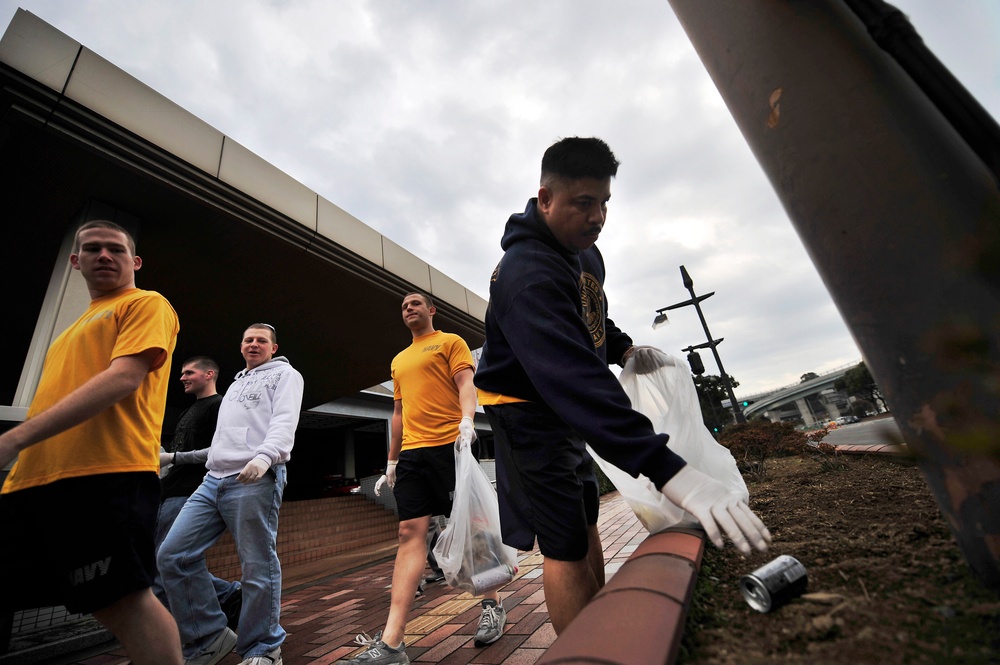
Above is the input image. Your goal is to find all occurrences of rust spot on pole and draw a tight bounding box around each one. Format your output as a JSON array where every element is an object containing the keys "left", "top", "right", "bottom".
[
  {"left": 767, "top": 87, "right": 782, "bottom": 128},
  {"left": 909, "top": 403, "right": 946, "bottom": 442}
]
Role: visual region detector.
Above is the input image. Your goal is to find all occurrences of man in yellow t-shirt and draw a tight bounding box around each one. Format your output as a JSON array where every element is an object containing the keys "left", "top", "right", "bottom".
[
  {"left": 0, "top": 221, "right": 182, "bottom": 665},
  {"left": 347, "top": 293, "right": 504, "bottom": 665}
]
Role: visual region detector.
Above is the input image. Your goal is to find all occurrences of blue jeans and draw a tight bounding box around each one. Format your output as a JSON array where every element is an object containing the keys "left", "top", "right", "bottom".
[
  {"left": 157, "top": 465, "right": 287, "bottom": 659},
  {"left": 152, "top": 495, "right": 240, "bottom": 609}
]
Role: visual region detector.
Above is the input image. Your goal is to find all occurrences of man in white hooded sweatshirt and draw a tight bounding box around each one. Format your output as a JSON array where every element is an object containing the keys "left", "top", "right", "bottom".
[{"left": 158, "top": 323, "right": 303, "bottom": 665}]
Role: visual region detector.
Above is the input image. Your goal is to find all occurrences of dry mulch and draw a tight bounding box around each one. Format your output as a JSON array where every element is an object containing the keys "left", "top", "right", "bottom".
[{"left": 679, "top": 453, "right": 1000, "bottom": 664}]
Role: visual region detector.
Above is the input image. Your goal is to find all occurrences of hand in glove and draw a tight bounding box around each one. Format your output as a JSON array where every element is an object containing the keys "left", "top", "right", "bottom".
[
  {"left": 628, "top": 345, "right": 671, "bottom": 375},
  {"left": 385, "top": 460, "right": 398, "bottom": 489},
  {"left": 457, "top": 416, "right": 478, "bottom": 450},
  {"left": 159, "top": 451, "right": 175, "bottom": 467},
  {"left": 374, "top": 474, "right": 388, "bottom": 496},
  {"left": 662, "top": 465, "right": 772, "bottom": 556},
  {"left": 237, "top": 458, "right": 270, "bottom": 484}
]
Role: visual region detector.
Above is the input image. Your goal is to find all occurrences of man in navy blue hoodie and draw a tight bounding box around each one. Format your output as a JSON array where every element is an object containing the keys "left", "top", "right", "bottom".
[{"left": 475, "top": 137, "right": 771, "bottom": 634}]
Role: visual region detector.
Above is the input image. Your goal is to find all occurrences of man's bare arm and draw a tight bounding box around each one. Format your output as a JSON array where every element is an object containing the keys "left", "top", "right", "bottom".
[
  {"left": 389, "top": 399, "right": 404, "bottom": 462},
  {"left": 453, "top": 368, "right": 477, "bottom": 420},
  {"left": 0, "top": 349, "right": 161, "bottom": 469}
]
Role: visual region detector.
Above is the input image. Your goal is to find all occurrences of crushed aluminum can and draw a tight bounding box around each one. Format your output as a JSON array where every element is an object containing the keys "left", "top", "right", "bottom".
[{"left": 740, "top": 555, "right": 808, "bottom": 613}]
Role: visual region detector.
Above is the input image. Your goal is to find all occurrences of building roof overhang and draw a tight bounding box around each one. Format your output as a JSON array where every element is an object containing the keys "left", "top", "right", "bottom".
[{"left": 1, "top": 9, "right": 486, "bottom": 411}]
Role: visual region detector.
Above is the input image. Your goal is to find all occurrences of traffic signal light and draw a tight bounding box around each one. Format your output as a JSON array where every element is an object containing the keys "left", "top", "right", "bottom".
[
  {"left": 742, "top": 401, "right": 750, "bottom": 407},
  {"left": 687, "top": 351, "right": 705, "bottom": 375}
]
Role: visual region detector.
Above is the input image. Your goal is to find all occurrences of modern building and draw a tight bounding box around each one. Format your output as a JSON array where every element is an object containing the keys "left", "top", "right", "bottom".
[{"left": 0, "top": 8, "right": 492, "bottom": 489}]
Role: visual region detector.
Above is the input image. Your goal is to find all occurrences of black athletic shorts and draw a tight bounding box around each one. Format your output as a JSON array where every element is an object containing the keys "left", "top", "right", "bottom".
[
  {"left": 485, "top": 401, "right": 599, "bottom": 561},
  {"left": 392, "top": 443, "right": 456, "bottom": 521},
  {"left": 0, "top": 472, "right": 160, "bottom": 614}
]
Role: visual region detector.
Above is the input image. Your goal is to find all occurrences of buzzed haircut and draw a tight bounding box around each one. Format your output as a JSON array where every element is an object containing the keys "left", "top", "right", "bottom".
[
  {"left": 73, "top": 220, "right": 137, "bottom": 254},
  {"left": 246, "top": 323, "right": 277, "bottom": 344},
  {"left": 404, "top": 292, "right": 435, "bottom": 309},
  {"left": 182, "top": 356, "right": 220, "bottom": 375},
  {"left": 540, "top": 137, "right": 620, "bottom": 186}
]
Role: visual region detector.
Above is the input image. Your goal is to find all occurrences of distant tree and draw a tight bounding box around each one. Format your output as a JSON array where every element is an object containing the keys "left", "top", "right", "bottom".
[
  {"left": 850, "top": 399, "right": 874, "bottom": 418},
  {"left": 834, "top": 362, "right": 888, "bottom": 412},
  {"left": 692, "top": 374, "right": 740, "bottom": 433},
  {"left": 800, "top": 372, "right": 819, "bottom": 382}
]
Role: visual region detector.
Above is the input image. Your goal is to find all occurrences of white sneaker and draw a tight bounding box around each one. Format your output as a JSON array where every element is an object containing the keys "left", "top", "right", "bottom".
[
  {"left": 184, "top": 627, "right": 237, "bottom": 665},
  {"left": 238, "top": 647, "right": 282, "bottom": 665}
]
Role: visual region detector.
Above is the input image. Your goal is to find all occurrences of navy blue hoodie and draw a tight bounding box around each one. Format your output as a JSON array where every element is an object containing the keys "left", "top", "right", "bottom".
[{"left": 476, "top": 199, "right": 685, "bottom": 490}]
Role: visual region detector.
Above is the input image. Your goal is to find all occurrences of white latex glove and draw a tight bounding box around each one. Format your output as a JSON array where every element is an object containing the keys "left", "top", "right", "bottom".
[
  {"left": 385, "top": 460, "right": 398, "bottom": 489},
  {"left": 374, "top": 474, "right": 388, "bottom": 496},
  {"left": 457, "top": 417, "right": 478, "bottom": 450},
  {"left": 159, "top": 451, "right": 175, "bottom": 467},
  {"left": 237, "top": 458, "right": 270, "bottom": 484},
  {"left": 629, "top": 345, "right": 671, "bottom": 375},
  {"left": 662, "top": 465, "right": 771, "bottom": 556}
]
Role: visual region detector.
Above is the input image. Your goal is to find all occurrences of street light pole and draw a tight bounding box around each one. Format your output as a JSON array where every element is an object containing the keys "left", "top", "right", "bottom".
[{"left": 654, "top": 265, "right": 746, "bottom": 423}]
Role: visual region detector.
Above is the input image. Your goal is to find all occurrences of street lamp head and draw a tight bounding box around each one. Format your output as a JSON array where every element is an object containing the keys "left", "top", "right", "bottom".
[
  {"left": 680, "top": 265, "right": 693, "bottom": 290},
  {"left": 651, "top": 312, "right": 669, "bottom": 330}
]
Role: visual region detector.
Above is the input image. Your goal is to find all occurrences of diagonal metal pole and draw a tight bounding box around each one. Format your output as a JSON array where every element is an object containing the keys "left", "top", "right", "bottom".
[{"left": 665, "top": 0, "right": 1000, "bottom": 588}]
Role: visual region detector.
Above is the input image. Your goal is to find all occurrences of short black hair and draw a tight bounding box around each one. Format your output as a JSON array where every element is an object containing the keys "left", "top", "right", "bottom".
[
  {"left": 182, "top": 356, "right": 220, "bottom": 375},
  {"left": 540, "top": 137, "right": 620, "bottom": 184}
]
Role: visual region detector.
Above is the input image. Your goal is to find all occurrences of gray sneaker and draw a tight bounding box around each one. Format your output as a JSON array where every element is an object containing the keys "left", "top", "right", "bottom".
[
  {"left": 473, "top": 599, "right": 506, "bottom": 647},
  {"left": 237, "top": 648, "right": 281, "bottom": 665},
  {"left": 346, "top": 631, "right": 409, "bottom": 665},
  {"left": 184, "top": 627, "right": 238, "bottom": 665}
]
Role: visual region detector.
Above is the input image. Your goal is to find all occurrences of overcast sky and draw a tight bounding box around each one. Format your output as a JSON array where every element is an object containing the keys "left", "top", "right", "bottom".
[{"left": 3, "top": 1, "right": 998, "bottom": 396}]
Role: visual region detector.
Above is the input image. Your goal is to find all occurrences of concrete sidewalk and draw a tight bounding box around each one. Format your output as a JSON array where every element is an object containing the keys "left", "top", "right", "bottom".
[{"left": 66, "top": 492, "right": 649, "bottom": 665}]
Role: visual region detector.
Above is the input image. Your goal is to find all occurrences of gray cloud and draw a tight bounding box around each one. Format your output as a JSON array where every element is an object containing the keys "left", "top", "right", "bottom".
[{"left": 4, "top": 0, "right": 996, "bottom": 394}]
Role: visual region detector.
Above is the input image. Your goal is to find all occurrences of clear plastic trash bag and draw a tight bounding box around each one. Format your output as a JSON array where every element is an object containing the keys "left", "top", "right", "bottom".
[
  {"left": 432, "top": 443, "right": 518, "bottom": 595},
  {"left": 587, "top": 350, "right": 749, "bottom": 533}
]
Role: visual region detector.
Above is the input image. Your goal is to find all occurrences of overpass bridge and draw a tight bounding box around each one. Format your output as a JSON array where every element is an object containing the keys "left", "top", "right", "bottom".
[{"left": 735, "top": 361, "right": 861, "bottom": 425}]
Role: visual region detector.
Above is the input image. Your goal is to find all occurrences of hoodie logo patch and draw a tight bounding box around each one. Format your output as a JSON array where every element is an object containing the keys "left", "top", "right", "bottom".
[
  {"left": 580, "top": 271, "right": 605, "bottom": 349},
  {"left": 229, "top": 369, "right": 285, "bottom": 409}
]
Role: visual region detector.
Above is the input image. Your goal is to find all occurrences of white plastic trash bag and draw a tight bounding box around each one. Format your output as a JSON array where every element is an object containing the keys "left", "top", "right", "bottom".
[
  {"left": 587, "top": 350, "right": 749, "bottom": 533},
  {"left": 432, "top": 443, "right": 518, "bottom": 595}
]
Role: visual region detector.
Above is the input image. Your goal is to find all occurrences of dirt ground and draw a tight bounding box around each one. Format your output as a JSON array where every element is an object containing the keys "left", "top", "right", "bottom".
[{"left": 678, "top": 452, "right": 1000, "bottom": 664}]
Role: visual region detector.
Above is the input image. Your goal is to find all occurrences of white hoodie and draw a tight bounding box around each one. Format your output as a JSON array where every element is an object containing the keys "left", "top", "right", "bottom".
[{"left": 207, "top": 356, "right": 304, "bottom": 478}]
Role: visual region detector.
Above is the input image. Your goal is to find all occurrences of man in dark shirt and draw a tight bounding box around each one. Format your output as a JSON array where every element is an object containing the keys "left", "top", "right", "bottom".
[
  {"left": 153, "top": 356, "right": 240, "bottom": 628},
  {"left": 476, "top": 137, "right": 771, "bottom": 633}
]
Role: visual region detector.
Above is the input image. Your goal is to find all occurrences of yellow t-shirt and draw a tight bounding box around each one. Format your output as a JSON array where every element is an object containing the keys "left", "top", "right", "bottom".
[
  {"left": 476, "top": 389, "right": 528, "bottom": 406},
  {"left": 2, "top": 288, "right": 179, "bottom": 493},
  {"left": 391, "top": 330, "right": 473, "bottom": 451}
]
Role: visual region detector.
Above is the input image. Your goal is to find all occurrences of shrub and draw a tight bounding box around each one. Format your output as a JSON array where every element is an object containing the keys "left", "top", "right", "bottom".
[
  {"left": 803, "top": 427, "right": 830, "bottom": 446},
  {"left": 719, "top": 421, "right": 810, "bottom": 480},
  {"left": 806, "top": 440, "right": 849, "bottom": 472},
  {"left": 594, "top": 462, "right": 616, "bottom": 496}
]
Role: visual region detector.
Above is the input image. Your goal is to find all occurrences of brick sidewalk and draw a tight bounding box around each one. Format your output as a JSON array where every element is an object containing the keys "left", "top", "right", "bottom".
[{"left": 72, "top": 492, "right": 646, "bottom": 665}]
